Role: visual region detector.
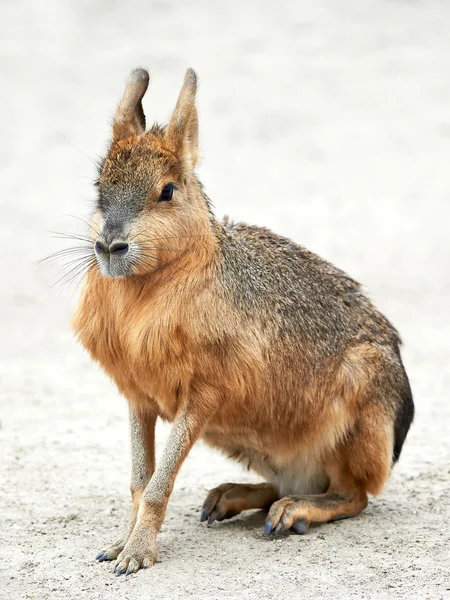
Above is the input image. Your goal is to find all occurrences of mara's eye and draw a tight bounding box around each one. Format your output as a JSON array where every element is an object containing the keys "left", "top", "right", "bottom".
[{"left": 159, "top": 183, "right": 175, "bottom": 202}]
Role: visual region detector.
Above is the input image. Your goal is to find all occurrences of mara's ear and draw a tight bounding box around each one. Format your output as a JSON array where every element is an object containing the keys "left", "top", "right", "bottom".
[
  {"left": 112, "top": 68, "right": 150, "bottom": 142},
  {"left": 166, "top": 68, "right": 198, "bottom": 169}
]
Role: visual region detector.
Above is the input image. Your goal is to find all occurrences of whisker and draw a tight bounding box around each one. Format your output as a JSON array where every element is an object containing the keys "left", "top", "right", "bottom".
[
  {"left": 36, "top": 246, "right": 93, "bottom": 265},
  {"left": 129, "top": 254, "right": 181, "bottom": 285},
  {"left": 50, "top": 231, "right": 94, "bottom": 244},
  {"left": 61, "top": 260, "right": 96, "bottom": 291},
  {"left": 52, "top": 256, "right": 95, "bottom": 288},
  {"left": 53, "top": 264, "right": 95, "bottom": 290},
  {"left": 70, "top": 265, "right": 94, "bottom": 295},
  {"left": 151, "top": 256, "right": 186, "bottom": 284},
  {"left": 62, "top": 133, "right": 99, "bottom": 169},
  {"left": 128, "top": 230, "right": 208, "bottom": 243},
  {"left": 149, "top": 264, "right": 180, "bottom": 286},
  {"left": 53, "top": 252, "right": 94, "bottom": 276},
  {"left": 64, "top": 213, "right": 100, "bottom": 236},
  {"left": 137, "top": 250, "right": 191, "bottom": 275},
  {"left": 138, "top": 245, "right": 192, "bottom": 253},
  {"left": 56, "top": 254, "right": 95, "bottom": 272}
]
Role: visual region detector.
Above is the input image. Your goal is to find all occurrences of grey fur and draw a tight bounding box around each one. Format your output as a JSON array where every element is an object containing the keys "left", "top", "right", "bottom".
[
  {"left": 218, "top": 221, "right": 400, "bottom": 350},
  {"left": 129, "top": 408, "right": 153, "bottom": 493}
]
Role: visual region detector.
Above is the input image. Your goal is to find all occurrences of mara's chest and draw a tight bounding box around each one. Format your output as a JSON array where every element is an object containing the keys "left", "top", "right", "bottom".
[{"left": 72, "top": 275, "right": 197, "bottom": 419}]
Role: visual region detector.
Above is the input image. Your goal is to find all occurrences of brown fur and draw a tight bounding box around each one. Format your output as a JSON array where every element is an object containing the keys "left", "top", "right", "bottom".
[{"left": 71, "top": 68, "right": 414, "bottom": 575}]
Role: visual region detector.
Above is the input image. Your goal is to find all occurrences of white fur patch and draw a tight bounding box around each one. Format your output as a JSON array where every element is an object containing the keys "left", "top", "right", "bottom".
[{"left": 254, "top": 452, "right": 329, "bottom": 496}]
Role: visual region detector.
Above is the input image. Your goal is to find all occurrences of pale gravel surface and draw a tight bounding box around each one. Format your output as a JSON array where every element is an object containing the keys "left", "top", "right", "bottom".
[{"left": 1, "top": 1, "right": 449, "bottom": 599}]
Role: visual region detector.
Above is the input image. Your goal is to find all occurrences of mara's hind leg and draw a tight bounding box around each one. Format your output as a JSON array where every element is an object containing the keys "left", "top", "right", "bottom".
[
  {"left": 265, "top": 402, "right": 393, "bottom": 535},
  {"left": 201, "top": 483, "right": 279, "bottom": 525},
  {"left": 264, "top": 487, "right": 368, "bottom": 535}
]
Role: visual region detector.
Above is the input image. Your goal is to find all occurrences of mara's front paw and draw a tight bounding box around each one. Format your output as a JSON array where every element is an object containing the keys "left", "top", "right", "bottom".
[
  {"left": 95, "top": 539, "right": 125, "bottom": 562},
  {"left": 114, "top": 524, "right": 157, "bottom": 576}
]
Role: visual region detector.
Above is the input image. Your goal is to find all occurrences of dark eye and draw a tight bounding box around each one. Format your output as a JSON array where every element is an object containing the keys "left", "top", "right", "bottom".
[{"left": 159, "top": 183, "right": 175, "bottom": 202}]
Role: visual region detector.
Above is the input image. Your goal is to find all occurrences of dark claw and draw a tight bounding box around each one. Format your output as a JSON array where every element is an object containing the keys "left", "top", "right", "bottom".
[
  {"left": 97, "top": 553, "right": 109, "bottom": 562},
  {"left": 125, "top": 567, "right": 133, "bottom": 576},
  {"left": 263, "top": 521, "right": 273, "bottom": 535},
  {"left": 200, "top": 509, "right": 208, "bottom": 523},
  {"left": 115, "top": 564, "right": 126, "bottom": 576},
  {"left": 290, "top": 518, "right": 308, "bottom": 535},
  {"left": 275, "top": 522, "right": 284, "bottom": 533},
  {"left": 95, "top": 552, "right": 105, "bottom": 560},
  {"left": 208, "top": 510, "right": 220, "bottom": 525}
]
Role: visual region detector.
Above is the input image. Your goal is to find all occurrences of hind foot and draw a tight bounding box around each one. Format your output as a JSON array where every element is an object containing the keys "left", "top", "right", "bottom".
[{"left": 264, "top": 489, "right": 368, "bottom": 535}]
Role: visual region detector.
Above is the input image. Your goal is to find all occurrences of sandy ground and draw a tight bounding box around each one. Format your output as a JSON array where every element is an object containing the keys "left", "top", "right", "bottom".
[{"left": 1, "top": 1, "right": 449, "bottom": 598}]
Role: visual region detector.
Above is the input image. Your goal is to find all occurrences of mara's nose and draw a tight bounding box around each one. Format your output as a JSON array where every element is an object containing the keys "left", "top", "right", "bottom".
[
  {"left": 95, "top": 240, "right": 129, "bottom": 256},
  {"left": 109, "top": 241, "right": 129, "bottom": 256}
]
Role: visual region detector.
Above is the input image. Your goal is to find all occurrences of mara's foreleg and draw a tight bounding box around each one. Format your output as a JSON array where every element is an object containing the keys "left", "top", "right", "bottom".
[
  {"left": 114, "top": 389, "right": 214, "bottom": 576},
  {"left": 96, "top": 406, "right": 156, "bottom": 562},
  {"left": 264, "top": 403, "right": 392, "bottom": 535},
  {"left": 201, "top": 483, "right": 279, "bottom": 524}
]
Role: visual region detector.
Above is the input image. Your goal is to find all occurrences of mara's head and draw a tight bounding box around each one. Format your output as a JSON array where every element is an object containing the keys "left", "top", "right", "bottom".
[{"left": 92, "top": 68, "right": 213, "bottom": 279}]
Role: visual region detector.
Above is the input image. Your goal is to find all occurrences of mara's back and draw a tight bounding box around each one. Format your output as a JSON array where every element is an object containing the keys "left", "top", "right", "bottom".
[{"left": 218, "top": 221, "right": 401, "bottom": 358}]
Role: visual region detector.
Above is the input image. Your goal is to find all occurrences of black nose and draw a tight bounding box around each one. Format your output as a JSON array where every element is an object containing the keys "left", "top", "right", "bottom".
[
  {"left": 95, "top": 240, "right": 108, "bottom": 253},
  {"left": 95, "top": 240, "right": 129, "bottom": 256},
  {"left": 109, "top": 241, "right": 129, "bottom": 256}
]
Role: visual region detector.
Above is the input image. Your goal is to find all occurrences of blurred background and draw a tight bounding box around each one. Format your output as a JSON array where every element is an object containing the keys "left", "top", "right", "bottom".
[{"left": 1, "top": 1, "right": 449, "bottom": 599}]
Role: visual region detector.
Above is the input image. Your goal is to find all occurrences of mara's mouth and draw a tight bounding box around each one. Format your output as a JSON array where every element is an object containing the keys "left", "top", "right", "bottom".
[{"left": 95, "top": 255, "right": 133, "bottom": 279}]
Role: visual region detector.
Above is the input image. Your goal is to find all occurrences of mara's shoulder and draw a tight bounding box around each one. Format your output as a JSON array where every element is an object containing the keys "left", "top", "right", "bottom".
[
  {"left": 219, "top": 218, "right": 359, "bottom": 288},
  {"left": 220, "top": 218, "right": 309, "bottom": 259}
]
